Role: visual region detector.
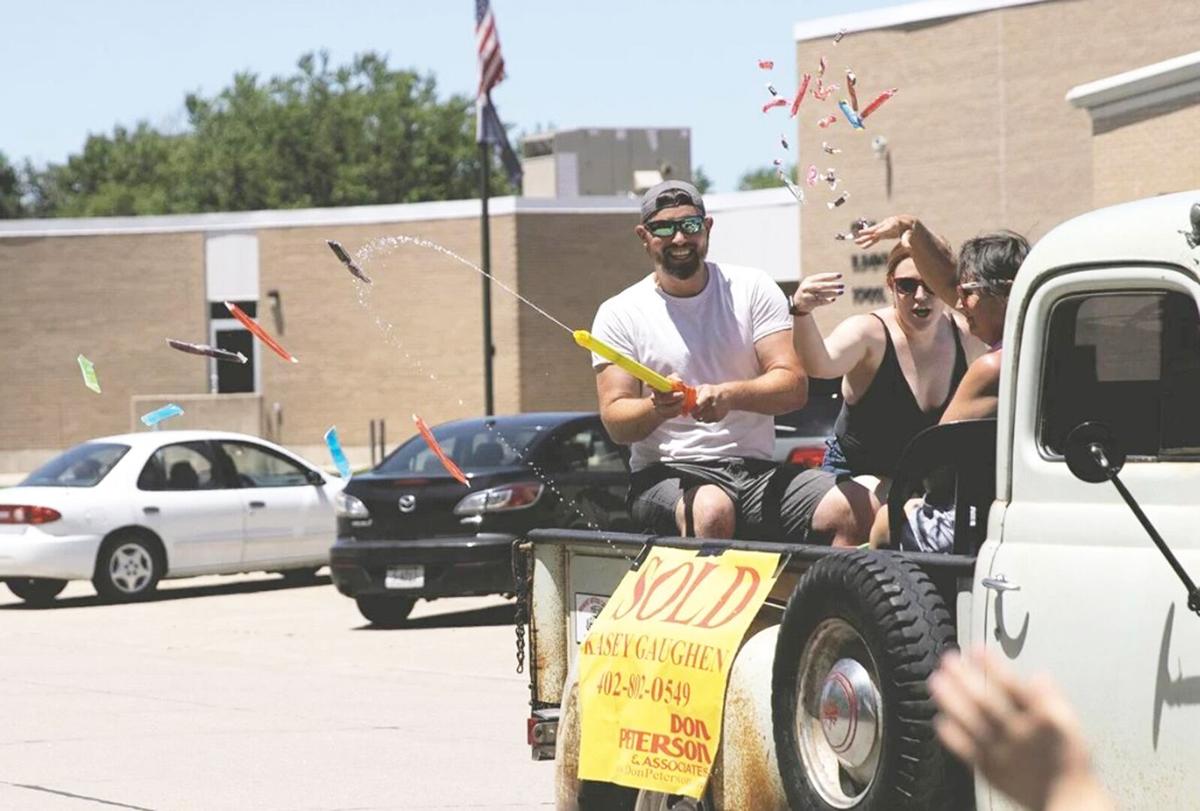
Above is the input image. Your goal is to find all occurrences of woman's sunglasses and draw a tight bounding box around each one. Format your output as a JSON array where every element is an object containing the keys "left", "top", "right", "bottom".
[
  {"left": 893, "top": 277, "right": 933, "bottom": 296},
  {"left": 645, "top": 215, "right": 706, "bottom": 239}
]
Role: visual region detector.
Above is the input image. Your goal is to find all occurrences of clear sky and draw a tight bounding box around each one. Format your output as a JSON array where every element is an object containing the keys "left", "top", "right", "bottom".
[{"left": 3, "top": 0, "right": 904, "bottom": 193}]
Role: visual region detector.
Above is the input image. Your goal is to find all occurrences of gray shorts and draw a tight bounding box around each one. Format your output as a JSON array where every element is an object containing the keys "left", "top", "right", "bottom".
[{"left": 628, "top": 457, "right": 837, "bottom": 543}]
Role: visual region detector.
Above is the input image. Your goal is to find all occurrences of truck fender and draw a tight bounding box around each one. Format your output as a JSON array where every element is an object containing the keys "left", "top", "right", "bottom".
[
  {"left": 711, "top": 624, "right": 789, "bottom": 810},
  {"left": 554, "top": 656, "right": 584, "bottom": 811}
]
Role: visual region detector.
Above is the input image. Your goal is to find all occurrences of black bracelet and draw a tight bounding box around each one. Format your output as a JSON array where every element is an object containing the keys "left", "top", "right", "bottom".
[{"left": 788, "top": 301, "right": 811, "bottom": 317}]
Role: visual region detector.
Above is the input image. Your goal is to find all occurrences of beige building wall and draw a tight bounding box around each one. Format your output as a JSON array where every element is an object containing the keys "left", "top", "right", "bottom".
[
  {"left": 795, "top": 0, "right": 1200, "bottom": 333},
  {"left": 0, "top": 232, "right": 207, "bottom": 463},
  {"left": 255, "top": 214, "right": 520, "bottom": 453},
  {"left": 0, "top": 211, "right": 524, "bottom": 473},
  {"left": 1091, "top": 101, "right": 1200, "bottom": 208},
  {"left": 0, "top": 195, "right": 785, "bottom": 475},
  {"left": 514, "top": 211, "right": 647, "bottom": 412},
  {"left": 128, "top": 393, "right": 263, "bottom": 436}
]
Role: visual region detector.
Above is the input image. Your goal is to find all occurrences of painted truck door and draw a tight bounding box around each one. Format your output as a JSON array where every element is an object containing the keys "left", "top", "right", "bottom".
[{"left": 984, "top": 271, "right": 1200, "bottom": 808}]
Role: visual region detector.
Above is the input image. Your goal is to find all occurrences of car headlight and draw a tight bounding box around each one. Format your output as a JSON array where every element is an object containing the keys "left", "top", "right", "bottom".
[
  {"left": 335, "top": 491, "right": 370, "bottom": 519},
  {"left": 453, "top": 482, "right": 544, "bottom": 515}
]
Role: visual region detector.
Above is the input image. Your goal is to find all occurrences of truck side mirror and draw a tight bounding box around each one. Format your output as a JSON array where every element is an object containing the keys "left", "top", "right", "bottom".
[
  {"left": 1066, "top": 422, "right": 1200, "bottom": 617},
  {"left": 1064, "top": 422, "right": 1125, "bottom": 483}
]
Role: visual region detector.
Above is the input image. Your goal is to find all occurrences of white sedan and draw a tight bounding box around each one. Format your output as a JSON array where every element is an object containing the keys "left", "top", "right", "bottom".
[{"left": 0, "top": 430, "right": 342, "bottom": 605}]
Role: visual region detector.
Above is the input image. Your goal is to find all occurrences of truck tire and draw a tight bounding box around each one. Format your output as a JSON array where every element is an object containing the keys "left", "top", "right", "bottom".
[
  {"left": 355, "top": 595, "right": 415, "bottom": 627},
  {"left": 580, "top": 781, "right": 712, "bottom": 810},
  {"left": 772, "top": 550, "right": 967, "bottom": 810},
  {"left": 279, "top": 567, "right": 322, "bottom": 585},
  {"left": 577, "top": 780, "right": 636, "bottom": 811},
  {"left": 5, "top": 577, "right": 68, "bottom": 606}
]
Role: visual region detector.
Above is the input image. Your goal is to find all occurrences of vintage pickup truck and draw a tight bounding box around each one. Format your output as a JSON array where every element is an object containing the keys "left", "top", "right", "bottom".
[{"left": 516, "top": 190, "right": 1200, "bottom": 810}]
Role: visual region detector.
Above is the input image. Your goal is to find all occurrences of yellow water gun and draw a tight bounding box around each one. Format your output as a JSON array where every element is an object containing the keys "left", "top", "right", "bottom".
[{"left": 574, "top": 330, "right": 697, "bottom": 416}]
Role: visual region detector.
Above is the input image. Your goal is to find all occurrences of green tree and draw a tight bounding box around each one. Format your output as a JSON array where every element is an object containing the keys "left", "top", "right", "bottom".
[
  {"left": 737, "top": 164, "right": 795, "bottom": 191},
  {"left": 22, "top": 51, "right": 514, "bottom": 217},
  {"left": 0, "top": 152, "right": 24, "bottom": 218},
  {"left": 692, "top": 165, "right": 713, "bottom": 194},
  {"left": 25, "top": 125, "right": 190, "bottom": 217}
]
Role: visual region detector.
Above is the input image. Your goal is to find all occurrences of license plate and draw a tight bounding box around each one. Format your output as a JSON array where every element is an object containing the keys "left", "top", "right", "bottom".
[{"left": 385, "top": 565, "right": 424, "bottom": 589}]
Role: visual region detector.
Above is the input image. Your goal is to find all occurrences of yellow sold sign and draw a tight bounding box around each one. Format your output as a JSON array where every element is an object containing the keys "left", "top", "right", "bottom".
[{"left": 577, "top": 546, "right": 781, "bottom": 798}]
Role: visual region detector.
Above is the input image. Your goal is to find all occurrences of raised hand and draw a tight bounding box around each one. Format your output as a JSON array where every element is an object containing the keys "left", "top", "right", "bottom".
[
  {"left": 793, "top": 273, "right": 845, "bottom": 315},
  {"left": 854, "top": 214, "right": 914, "bottom": 249},
  {"left": 929, "top": 648, "right": 1114, "bottom": 811}
]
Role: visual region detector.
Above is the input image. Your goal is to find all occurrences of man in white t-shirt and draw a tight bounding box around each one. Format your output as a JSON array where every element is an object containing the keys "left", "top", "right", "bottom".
[{"left": 591, "top": 180, "right": 874, "bottom": 546}]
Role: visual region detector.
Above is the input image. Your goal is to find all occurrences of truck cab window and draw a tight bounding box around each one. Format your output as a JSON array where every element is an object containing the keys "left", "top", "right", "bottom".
[{"left": 1040, "top": 290, "right": 1200, "bottom": 458}]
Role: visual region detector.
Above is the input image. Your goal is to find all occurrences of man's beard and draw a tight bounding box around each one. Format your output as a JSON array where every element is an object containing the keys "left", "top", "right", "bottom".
[{"left": 661, "top": 248, "right": 702, "bottom": 279}]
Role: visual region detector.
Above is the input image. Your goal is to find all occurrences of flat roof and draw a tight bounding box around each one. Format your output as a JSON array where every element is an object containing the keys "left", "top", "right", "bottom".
[
  {"left": 793, "top": 0, "right": 1053, "bottom": 42},
  {"left": 523, "top": 126, "right": 691, "bottom": 141},
  {"left": 1066, "top": 50, "right": 1200, "bottom": 118},
  {"left": 0, "top": 188, "right": 797, "bottom": 239},
  {"left": 0, "top": 196, "right": 624, "bottom": 238}
]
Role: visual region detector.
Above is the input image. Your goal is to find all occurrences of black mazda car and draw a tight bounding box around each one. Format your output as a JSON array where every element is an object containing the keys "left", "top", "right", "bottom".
[{"left": 330, "top": 412, "right": 633, "bottom": 626}]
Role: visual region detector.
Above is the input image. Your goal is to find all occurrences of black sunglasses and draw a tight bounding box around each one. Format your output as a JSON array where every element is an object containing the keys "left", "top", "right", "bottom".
[
  {"left": 645, "top": 215, "right": 706, "bottom": 239},
  {"left": 893, "top": 277, "right": 933, "bottom": 296}
]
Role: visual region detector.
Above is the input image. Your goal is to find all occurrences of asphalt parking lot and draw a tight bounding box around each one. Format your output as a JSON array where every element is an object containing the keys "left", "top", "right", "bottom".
[{"left": 0, "top": 575, "right": 553, "bottom": 810}]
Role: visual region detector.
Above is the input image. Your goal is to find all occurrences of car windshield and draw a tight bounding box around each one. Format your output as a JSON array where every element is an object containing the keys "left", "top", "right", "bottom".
[
  {"left": 21, "top": 442, "right": 130, "bottom": 487},
  {"left": 378, "top": 422, "right": 543, "bottom": 474},
  {"left": 776, "top": 378, "right": 843, "bottom": 436}
]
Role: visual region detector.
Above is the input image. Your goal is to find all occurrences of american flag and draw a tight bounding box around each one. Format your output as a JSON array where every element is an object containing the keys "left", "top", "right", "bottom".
[
  {"left": 475, "top": 0, "right": 506, "bottom": 99},
  {"left": 473, "top": 0, "right": 521, "bottom": 186}
]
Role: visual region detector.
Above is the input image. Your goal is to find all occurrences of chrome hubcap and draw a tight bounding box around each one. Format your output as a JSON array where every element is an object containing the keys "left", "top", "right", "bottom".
[
  {"left": 795, "top": 619, "right": 884, "bottom": 808},
  {"left": 818, "top": 658, "right": 880, "bottom": 769},
  {"left": 109, "top": 543, "right": 153, "bottom": 594}
]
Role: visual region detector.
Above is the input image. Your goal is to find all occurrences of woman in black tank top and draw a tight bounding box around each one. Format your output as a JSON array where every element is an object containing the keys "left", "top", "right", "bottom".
[
  {"left": 831, "top": 312, "right": 967, "bottom": 476},
  {"left": 790, "top": 241, "right": 983, "bottom": 488}
]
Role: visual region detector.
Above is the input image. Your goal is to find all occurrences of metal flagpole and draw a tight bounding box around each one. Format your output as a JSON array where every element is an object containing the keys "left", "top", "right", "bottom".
[{"left": 480, "top": 140, "right": 495, "bottom": 416}]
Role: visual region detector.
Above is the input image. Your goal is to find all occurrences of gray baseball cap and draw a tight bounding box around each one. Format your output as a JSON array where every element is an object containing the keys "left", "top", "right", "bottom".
[{"left": 639, "top": 179, "right": 706, "bottom": 222}]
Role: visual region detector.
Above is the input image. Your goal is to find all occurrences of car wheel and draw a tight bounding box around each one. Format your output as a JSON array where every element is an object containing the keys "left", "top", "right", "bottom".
[
  {"left": 355, "top": 595, "right": 416, "bottom": 627},
  {"left": 280, "top": 567, "right": 322, "bottom": 585},
  {"left": 93, "top": 533, "right": 162, "bottom": 602},
  {"left": 772, "top": 550, "right": 968, "bottom": 810},
  {"left": 5, "top": 577, "right": 68, "bottom": 606}
]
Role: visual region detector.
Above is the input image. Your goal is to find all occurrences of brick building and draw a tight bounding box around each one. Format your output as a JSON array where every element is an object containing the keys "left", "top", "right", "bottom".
[
  {"left": 793, "top": 0, "right": 1200, "bottom": 332},
  {"left": 0, "top": 190, "right": 801, "bottom": 477}
]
